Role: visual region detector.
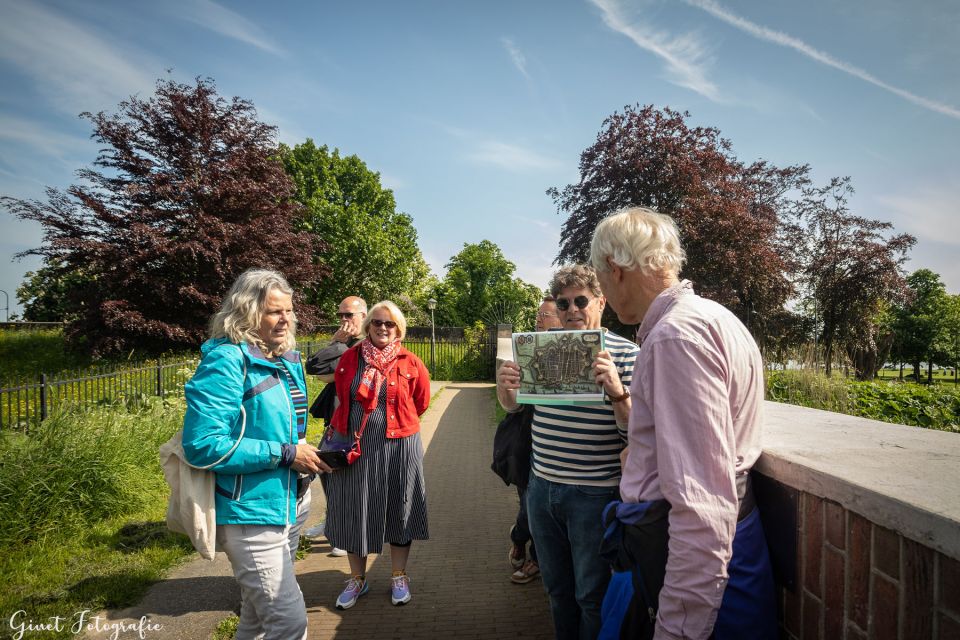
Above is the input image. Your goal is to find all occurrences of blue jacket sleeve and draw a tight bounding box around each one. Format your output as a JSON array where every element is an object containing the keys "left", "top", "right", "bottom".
[{"left": 182, "top": 345, "right": 283, "bottom": 473}]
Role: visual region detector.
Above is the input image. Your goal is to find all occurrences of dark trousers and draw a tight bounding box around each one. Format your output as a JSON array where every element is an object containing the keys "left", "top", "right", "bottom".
[{"left": 511, "top": 485, "right": 537, "bottom": 562}]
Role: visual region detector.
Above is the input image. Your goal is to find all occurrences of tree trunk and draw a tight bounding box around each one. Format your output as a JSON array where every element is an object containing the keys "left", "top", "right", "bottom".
[{"left": 928, "top": 360, "right": 934, "bottom": 384}]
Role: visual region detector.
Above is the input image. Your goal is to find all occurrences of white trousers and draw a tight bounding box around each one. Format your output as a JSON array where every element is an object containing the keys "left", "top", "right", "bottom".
[{"left": 217, "top": 487, "right": 311, "bottom": 640}]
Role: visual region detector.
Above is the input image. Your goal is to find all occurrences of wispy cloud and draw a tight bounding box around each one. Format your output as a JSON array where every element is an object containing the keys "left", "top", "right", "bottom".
[
  {"left": 875, "top": 182, "right": 960, "bottom": 247},
  {"left": 684, "top": 0, "right": 960, "bottom": 121},
  {"left": 379, "top": 173, "right": 406, "bottom": 191},
  {"left": 467, "top": 140, "right": 562, "bottom": 172},
  {"left": 176, "top": 0, "right": 284, "bottom": 56},
  {"left": 0, "top": 0, "right": 156, "bottom": 112},
  {"left": 501, "top": 37, "right": 530, "bottom": 79},
  {"left": 588, "top": 0, "right": 720, "bottom": 101},
  {"left": 438, "top": 124, "right": 562, "bottom": 172},
  {"left": 0, "top": 115, "right": 89, "bottom": 161}
]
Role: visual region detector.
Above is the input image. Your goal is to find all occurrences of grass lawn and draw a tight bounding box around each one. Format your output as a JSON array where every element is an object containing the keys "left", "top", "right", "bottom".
[
  {"left": 875, "top": 367, "right": 958, "bottom": 384},
  {"left": 0, "top": 399, "right": 194, "bottom": 639},
  {"left": 0, "top": 365, "right": 332, "bottom": 640}
]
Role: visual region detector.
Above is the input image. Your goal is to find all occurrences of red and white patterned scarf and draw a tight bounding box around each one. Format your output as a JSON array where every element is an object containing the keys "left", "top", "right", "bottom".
[{"left": 356, "top": 337, "right": 401, "bottom": 411}]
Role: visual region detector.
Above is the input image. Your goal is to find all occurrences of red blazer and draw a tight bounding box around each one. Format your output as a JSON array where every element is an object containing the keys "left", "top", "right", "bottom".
[{"left": 330, "top": 344, "right": 430, "bottom": 438}]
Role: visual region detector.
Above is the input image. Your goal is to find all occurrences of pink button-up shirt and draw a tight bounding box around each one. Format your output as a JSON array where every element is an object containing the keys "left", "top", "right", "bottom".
[{"left": 621, "top": 280, "right": 765, "bottom": 640}]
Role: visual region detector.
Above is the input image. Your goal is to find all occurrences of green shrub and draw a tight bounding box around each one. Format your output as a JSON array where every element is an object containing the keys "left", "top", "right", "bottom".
[
  {"left": 0, "top": 397, "right": 194, "bottom": 638},
  {"left": 0, "top": 397, "right": 184, "bottom": 548},
  {"left": 767, "top": 370, "right": 960, "bottom": 432}
]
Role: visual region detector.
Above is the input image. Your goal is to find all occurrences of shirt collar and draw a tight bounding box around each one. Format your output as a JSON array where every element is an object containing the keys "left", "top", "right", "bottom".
[{"left": 636, "top": 280, "right": 694, "bottom": 344}]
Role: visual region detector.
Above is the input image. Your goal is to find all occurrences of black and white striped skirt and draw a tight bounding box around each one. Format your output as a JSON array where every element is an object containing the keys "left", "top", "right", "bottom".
[{"left": 324, "top": 361, "right": 429, "bottom": 556}]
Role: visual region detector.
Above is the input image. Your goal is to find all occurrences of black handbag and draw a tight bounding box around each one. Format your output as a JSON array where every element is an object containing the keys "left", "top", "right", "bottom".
[{"left": 490, "top": 404, "right": 534, "bottom": 491}]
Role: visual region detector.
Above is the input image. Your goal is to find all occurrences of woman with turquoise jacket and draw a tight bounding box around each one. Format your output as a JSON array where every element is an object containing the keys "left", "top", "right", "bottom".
[{"left": 182, "top": 269, "right": 330, "bottom": 640}]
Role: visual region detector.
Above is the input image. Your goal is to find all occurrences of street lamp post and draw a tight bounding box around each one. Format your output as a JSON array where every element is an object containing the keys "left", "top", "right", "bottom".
[
  {"left": 0, "top": 289, "right": 8, "bottom": 322},
  {"left": 427, "top": 298, "right": 437, "bottom": 379}
]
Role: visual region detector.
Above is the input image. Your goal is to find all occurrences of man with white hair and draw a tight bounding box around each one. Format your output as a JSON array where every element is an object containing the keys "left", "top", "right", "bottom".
[{"left": 589, "top": 207, "right": 776, "bottom": 640}]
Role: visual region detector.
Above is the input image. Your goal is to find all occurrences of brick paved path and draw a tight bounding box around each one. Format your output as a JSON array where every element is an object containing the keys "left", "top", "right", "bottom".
[
  {"left": 299, "top": 382, "right": 553, "bottom": 639},
  {"left": 88, "top": 383, "right": 553, "bottom": 639}
]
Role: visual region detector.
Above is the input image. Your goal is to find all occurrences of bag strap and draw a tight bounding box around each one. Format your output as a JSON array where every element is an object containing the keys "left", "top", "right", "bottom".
[{"left": 193, "top": 349, "right": 247, "bottom": 471}]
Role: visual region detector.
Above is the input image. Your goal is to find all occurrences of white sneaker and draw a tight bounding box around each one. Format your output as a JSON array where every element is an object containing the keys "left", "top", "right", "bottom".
[
  {"left": 304, "top": 523, "right": 325, "bottom": 539},
  {"left": 331, "top": 547, "right": 348, "bottom": 557}
]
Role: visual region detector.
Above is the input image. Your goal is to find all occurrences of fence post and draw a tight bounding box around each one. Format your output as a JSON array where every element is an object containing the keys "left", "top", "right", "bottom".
[
  {"left": 156, "top": 363, "right": 164, "bottom": 398},
  {"left": 40, "top": 373, "right": 48, "bottom": 422}
]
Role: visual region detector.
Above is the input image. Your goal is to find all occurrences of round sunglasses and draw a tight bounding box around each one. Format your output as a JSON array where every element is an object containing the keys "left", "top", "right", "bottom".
[
  {"left": 370, "top": 319, "right": 397, "bottom": 329},
  {"left": 555, "top": 295, "right": 593, "bottom": 311}
]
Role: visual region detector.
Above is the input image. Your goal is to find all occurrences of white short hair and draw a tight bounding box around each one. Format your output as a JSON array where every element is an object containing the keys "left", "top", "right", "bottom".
[
  {"left": 590, "top": 207, "right": 686, "bottom": 275},
  {"left": 208, "top": 269, "right": 297, "bottom": 353}
]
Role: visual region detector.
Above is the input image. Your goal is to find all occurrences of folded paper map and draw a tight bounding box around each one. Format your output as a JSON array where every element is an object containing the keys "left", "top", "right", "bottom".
[{"left": 512, "top": 329, "right": 605, "bottom": 405}]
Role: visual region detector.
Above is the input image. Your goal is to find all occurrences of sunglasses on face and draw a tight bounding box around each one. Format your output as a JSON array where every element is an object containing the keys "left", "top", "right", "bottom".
[
  {"left": 555, "top": 296, "right": 592, "bottom": 312},
  {"left": 370, "top": 319, "right": 397, "bottom": 329},
  {"left": 337, "top": 312, "right": 357, "bottom": 319}
]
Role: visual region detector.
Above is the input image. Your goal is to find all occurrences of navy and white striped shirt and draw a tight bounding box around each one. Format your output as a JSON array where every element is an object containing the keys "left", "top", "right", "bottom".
[
  {"left": 271, "top": 358, "right": 308, "bottom": 439},
  {"left": 530, "top": 330, "right": 640, "bottom": 487}
]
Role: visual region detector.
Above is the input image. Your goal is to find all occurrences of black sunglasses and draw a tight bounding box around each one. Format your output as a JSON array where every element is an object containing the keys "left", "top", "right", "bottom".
[
  {"left": 370, "top": 319, "right": 397, "bottom": 329},
  {"left": 337, "top": 312, "right": 358, "bottom": 319},
  {"left": 556, "top": 296, "right": 592, "bottom": 311}
]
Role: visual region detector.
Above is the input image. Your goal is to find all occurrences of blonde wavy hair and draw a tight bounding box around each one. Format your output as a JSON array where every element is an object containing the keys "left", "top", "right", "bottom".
[
  {"left": 361, "top": 300, "right": 407, "bottom": 341},
  {"left": 208, "top": 269, "right": 297, "bottom": 354}
]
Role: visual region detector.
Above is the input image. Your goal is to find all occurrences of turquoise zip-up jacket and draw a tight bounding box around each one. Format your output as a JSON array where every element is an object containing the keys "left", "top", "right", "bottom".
[{"left": 182, "top": 337, "right": 306, "bottom": 526}]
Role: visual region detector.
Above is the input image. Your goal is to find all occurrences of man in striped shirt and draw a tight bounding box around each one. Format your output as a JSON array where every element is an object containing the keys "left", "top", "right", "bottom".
[{"left": 497, "top": 265, "right": 640, "bottom": 640}]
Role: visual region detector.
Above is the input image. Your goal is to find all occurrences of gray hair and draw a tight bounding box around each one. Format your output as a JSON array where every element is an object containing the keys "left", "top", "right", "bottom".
[
  {"left": 208, "top": 269, "right": 297, "bottom": 353},
  {"left": 549, "top": 265, "right": 603, "bottom": 299},
  {"left": 361, "top": 300, "right": 408, "bottom": 341},
  {"left": 590, "top": 207, "right": 686, "bottom": 275}
]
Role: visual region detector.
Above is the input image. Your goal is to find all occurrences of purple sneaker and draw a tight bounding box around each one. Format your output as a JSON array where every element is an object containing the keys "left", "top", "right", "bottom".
[
  {"left": 390, "top": 573, "right": 411, "bottom": 605},
  {"left": 336, "top": 575, "right": 368, "bottom": 610}
]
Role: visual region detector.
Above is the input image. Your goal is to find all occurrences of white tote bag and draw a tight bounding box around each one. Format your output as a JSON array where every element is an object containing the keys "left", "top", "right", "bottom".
[{"left": 160, "top": 359, "right": 246, "bottom": 560}]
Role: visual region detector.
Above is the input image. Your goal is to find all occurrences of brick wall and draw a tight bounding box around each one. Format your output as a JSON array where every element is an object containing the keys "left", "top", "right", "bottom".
[{"left": 770, "top": 481, "right": 960, "bottom": 640}]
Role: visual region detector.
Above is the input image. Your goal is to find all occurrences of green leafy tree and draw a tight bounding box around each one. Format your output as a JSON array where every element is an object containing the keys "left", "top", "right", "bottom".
[
  {"left": 892, "top": 269, "right": 951, "bottom": 382},
  {"left": 15, "top": 259, "right": 91, "bottom": 322},
  {"left": 430, "top": 240, "right": 542, "bottom": 331},
  {"left": 939, "top": 295, "right": 960, "bottom": 383},
  {"left": 280, "top": 140, "right": 430, "bottom": 319}
]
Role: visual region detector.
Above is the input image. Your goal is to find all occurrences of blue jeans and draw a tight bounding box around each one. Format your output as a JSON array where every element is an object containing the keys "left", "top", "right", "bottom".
[
  {"left": 512, "top": 485, "right": 537, "bottom": 562},
  {"left": 526, "top": 472, "right": 617, "bottom": 640}
]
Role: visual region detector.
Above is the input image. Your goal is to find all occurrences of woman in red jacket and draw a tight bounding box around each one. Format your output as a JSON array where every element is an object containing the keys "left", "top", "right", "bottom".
[{"left": 324, "top": 300, "right": 431, "bottom": 610}]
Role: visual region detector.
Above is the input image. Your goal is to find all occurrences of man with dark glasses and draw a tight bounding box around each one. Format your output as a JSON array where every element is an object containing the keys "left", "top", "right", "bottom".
[
  {"left": 589, "top": 207, "right": 777, "bottom": 640},
  {"left": 496, "top": 265, "right": 640, "bottom": 640},
  {"left": 304, "top": 296, "right": 367, "bottom": 552},
  {"left": 506, "top": 296, "right": 566, "bottom": 586}
]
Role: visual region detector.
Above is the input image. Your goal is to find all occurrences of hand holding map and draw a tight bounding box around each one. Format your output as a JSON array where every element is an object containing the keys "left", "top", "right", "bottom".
[{"left": 512, "top": 329, "right": 605, "bottom": 405}]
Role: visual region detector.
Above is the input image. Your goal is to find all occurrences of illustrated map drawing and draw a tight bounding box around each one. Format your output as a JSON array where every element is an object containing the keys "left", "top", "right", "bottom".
[{"left": 512, "top": 329, "right": 605, "bottom": 404}]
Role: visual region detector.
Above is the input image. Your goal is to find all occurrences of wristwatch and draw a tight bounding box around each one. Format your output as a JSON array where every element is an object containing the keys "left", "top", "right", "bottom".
[{"left": 609, "top": 388, "right": 630, "bottom": 403}]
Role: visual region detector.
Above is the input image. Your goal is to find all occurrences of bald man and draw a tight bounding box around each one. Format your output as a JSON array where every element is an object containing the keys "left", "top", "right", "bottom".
[
  {"left": 304, "top": 296, "right": 367, "bottom": 550},
  {"left": 307, "top": 296, "right": 367, "bottom": 398}
]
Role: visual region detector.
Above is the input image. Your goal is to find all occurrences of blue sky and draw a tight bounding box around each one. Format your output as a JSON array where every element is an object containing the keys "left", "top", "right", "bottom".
[{"left": 1, "top": 0, "right": 958, "bottom": 317}]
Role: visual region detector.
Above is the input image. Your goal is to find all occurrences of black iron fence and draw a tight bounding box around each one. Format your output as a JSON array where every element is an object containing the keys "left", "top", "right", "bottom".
[
  {"left": 1, "top": 359, "right": 198, "bottom": 432},
  {"left": 300, "top": 334, "right": 498, "bottom": 383},
  {"left": 1, "top": 331, "right": 497, "bottom": 431},
  {"left": 0, "top": 322, "right": 65, "bottom": 331}
]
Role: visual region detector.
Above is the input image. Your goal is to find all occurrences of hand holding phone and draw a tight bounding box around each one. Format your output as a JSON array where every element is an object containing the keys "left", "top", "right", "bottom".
[{"left": 318, "top": 449, "right": 349, "bottom": 470}]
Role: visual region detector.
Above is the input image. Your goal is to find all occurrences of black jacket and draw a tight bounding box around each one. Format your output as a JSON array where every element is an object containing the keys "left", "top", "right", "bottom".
[
  {"left": 490, "top": 404, "right": 534, "bottom": 491},
  {"left": 306, "top": 337, "right": 360, "bottom": 424}
]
